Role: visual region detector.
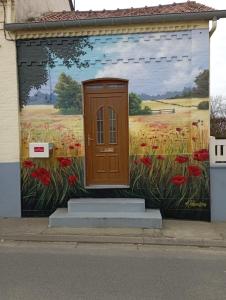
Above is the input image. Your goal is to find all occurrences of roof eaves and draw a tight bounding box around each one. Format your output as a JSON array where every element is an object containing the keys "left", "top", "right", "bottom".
[{"left": 5, "top": 10, "right": 226, "bottom": 32}]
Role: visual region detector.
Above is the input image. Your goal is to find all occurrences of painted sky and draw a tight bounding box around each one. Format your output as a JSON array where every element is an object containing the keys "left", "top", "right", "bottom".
[
  {"left": 75, "top": 0, "right": 226, "bottom": 97},
  {"left": 38, "top": 29, "right": 209, "bottom": 97}
]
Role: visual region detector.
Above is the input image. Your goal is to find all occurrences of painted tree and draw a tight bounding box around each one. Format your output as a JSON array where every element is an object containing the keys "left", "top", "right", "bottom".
[
  {"left": 129, "top": 92, "right": 152, "bottom": 115},
  {"left": 17, "top": 37, "right": 93, "bottom": 109},
  {"left": 54, "top": 73, "right": 82, "bottom": 115},
  {"left": 193, "top": 69, "right": 209, "bottom": 97}
]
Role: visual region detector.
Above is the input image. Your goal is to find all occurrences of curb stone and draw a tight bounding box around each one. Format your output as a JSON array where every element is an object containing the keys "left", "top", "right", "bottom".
[{"left": 1, "top": 234, "right": 226, "bottom": 248}]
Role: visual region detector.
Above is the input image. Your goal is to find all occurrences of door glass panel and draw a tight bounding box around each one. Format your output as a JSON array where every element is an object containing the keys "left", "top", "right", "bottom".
[
  {"left": 97, "top": 107, "right": 104, "bottom": 144},
  {"left": 109, "top": 107, "right": 117, "bottom": 144}
]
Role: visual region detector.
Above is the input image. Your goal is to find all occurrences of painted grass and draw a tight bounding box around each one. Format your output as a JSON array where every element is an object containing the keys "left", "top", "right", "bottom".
[{"left": 20, "top": 101, "right": 210, "bottom": 212}]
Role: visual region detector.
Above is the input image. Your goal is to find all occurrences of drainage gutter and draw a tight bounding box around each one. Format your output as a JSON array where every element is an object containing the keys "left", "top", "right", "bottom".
[
  {"left": 4, "top": 10, "right": 226, "bottom": 32},
  {"left": 209, "top": 16, "right": 218, "bottom": 37}
]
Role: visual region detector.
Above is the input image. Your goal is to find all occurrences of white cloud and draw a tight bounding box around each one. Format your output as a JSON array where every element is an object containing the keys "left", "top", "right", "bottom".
[
  {"left": 162, "top": 61, "right": 192, "bottom": 91},
  {"left": 76, "top": 0, "right": 226, "bottom": 96},
  {"left": 96, "top": 59, "right": 196, "bottom": 96},
  {"left": 96, "top": 33, "right": 191, "bottom": 60}
]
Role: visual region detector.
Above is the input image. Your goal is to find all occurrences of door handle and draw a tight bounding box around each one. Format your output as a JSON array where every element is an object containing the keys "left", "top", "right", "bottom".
[{"left": 88, "top": 134, "right": 94, "bottom": 146}]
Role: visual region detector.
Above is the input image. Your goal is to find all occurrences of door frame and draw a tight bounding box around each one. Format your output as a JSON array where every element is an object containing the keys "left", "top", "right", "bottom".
[{"left": 82, "top": 78, "right": 130, "bottom": 189}]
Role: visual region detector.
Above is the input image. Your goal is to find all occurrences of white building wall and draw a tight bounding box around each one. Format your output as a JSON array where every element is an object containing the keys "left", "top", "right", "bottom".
[
  {"left": 0, "top": 0, "right": 21, "bottom": 217},
  {"left": 15, "top": 0, "right": 71, "bottom": 22},
  {"left": 0, "top": 0, "right": 19, "bottom": 163}
]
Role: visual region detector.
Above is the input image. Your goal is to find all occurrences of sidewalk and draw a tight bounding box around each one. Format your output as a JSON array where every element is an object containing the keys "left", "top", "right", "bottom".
[{"left": 0, "top": 218, "right": 226, "bottom": 248}]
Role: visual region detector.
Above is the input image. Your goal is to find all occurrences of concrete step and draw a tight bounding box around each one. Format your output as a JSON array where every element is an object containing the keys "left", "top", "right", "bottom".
[
  {"left": 49, "top": 208, "right": 162, "bottom": 229},
  {"left": 68, "top": 198, "right": 145, "bottom": 213}
]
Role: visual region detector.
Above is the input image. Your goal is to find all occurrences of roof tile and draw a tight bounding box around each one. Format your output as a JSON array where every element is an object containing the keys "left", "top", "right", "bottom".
[{"left": 35, "top": 1, "right": 215, "bottom": 23}]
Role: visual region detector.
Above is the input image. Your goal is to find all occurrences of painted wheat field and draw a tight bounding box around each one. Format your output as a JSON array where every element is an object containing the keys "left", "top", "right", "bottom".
[{"left": 21, "top": 98, "right": 210, "bottom": 215}]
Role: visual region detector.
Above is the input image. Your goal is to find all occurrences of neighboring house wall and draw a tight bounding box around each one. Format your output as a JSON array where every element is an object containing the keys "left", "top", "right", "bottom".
[
  {"left": 17, "top": 21, "right": 210, "bottom": 220},
  {"left": 15, "top": 0, "right": 71, "bottom": 22},
  {"left": 211, "top": 167, "right": 226, "bottom": 221},
  {"left": 0, "top": 0, "right": 21, "bottom": 216}
]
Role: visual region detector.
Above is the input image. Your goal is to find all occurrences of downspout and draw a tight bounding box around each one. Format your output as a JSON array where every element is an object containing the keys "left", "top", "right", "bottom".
[
  {"left": 209, "top": 17, "right": 217, "bottom": 143},
  {"left": 209, "top": 16, "right": 218, "bottom": 37}
]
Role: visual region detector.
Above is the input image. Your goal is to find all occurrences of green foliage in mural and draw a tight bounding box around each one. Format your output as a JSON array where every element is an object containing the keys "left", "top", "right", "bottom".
[
  {"left": 55, "top": 73, "right": 82, "bottom": 115},
  {"left": 17, "top": 37, "right": 93, "bottom": 109},
  {"left": 129, "top": 93, "right": 152, "bottom": 115},
  {"left": 193, "top": 69, "right": 209, "bottom": 98},
  {"left": 198, "top": 101, "right": 209, "bottom": 110}
]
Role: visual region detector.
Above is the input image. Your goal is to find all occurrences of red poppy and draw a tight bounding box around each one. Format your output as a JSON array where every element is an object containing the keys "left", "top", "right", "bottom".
[
  {"left": 171, "top": 175, "right": 188, "bottom": 186},
  {"left": 192, "top": 137, "right": 197, "bottom": 142},
  {"left": 140, "top": 143, "right": 147, "bottom": 147},
  {"left": 192, "top": 122, "right": 198, "bottom": 127},
  {"left": 57, "top": 157, "right": 72, "bottom": 168},
  {"left": 152, "top": 145, "right": 159, "bottom": 150},
  {"left": 32, "top": 168, "right": 50, "bottom": 178},
  {"left": 175, "top": 156, "right": 189, "bottom": 164},
  {"left": 23, "top": 160, "right": 35, "bottom": 169},
  {"left": 140, "top": 156, "right": 152, "bottom": 167},
  {"left": 31, "top": 171, "right": 38, "bottom": 178},
  {"left": 75, "top": 143, "right": 81, "bottom": 147},
  {"left": 68, "top": 175, "right": 78, "bottom": 186},
  {"left": 40, "top": 175, "right": 51, "bottom": 186},
  {"left": 176, "top": 128, "right": 182, "bottom": 132},
  {"left": 188, "top": 165, "right": 202, "bottom": 177},
  {"left": 31, "top": 168, "right": 51, "bottom": 186},
  {"left": 193, "top": 149, "right": 209, "bottom": 161},
  {"left": 69, "top": 145, "right": 74, "bottom": 150},
  {"left": 156, "top": 155, "right": 165, "bottom": 160}
]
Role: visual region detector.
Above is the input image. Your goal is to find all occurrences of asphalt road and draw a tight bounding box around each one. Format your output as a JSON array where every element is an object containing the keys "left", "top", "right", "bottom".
[{"left": 0, "top": 242, "right": 226, "bottom": 300}]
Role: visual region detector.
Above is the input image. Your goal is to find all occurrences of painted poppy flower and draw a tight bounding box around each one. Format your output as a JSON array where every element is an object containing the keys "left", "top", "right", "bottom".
[
  {"left": 31, "top": 171, "right": 38, "bottom": 178},
  {"left": 192, "top": 137, "right": 197, "bottom": 142},
  {"left": 175, "top": 156, "right": 189, "bottom": 164},
  {"left": 68, "top": 175, "right": 78, "bottom": 186},
  {"left": 31, "top": 168, "right": 50, "bottom": 178},
  {"left": 57, "top": 157, "right": 72, "bottom": 168},
  {"left": 40, "top": 175, "right": 51, "bottom": 186},
  {"left": 75, "top": 143, "right": 81, "bottom": 147},
  {"left": 140, "top": 156, "right": 152, "bottom": 167},
  {"left": 171, "top": 175, "right": 188, "bottom": 186},
  {"left": 69, "top": 145, "right": 74, "bottom": 150},
  {"left": 156, "top": 155, "right": 165, "bottom": 160},
  {"left": 152, "top": 145, "right": 159, "bottom": 150},
  {"left": 176, "top": 128, "right": 182, "bottom": 132},
  {"left": 23, "top": 160, "right": 35, "bottom": 169},
  {"left": 140, "top": 143, "right": 147, "bottom": 147},
  {"left": 188, "top": 165, "right": 202, "bottom": 177},
  {"left": 31, "top": 168, "right": 51, "bottom": 186},
  {"left": 192, "top": 122, "right": 198, "bottom": 127},
  {"left": 37, "top": 168, "right": 50, "bottom": 176},
  {"left": 193, "top": 149, "right": 209, "bottom": 161}
]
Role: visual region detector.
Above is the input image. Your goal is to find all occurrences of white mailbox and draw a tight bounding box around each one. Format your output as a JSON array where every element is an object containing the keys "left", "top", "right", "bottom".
[{"left": 29, "top": 143, "right": 53, "bottom": 158}]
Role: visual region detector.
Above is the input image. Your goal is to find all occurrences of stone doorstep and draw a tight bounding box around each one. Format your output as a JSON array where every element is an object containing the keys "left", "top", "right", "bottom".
[
  {"left": 49, "top": 208, "right": 162, "bottom": 229},
  {"left": 68, "top": 198, "right": 145, "bottom": 213}
]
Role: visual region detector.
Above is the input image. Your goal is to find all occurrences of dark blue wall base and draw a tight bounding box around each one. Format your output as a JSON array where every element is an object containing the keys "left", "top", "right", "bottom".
[
  {"left": 211, "top": 167, "right": 226, "bottom": 222},
  {"left": 0, "top": 162, "right": 21, "bottom": 217}
]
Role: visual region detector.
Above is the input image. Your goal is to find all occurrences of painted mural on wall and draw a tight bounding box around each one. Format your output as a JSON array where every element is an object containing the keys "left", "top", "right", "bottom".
[{"left": 18, "top": 28, "right": 210, "bottom": 218}]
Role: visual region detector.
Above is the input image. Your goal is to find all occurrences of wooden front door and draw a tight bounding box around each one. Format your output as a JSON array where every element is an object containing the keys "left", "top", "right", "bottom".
[{"left": 83, "top": 79, "right": 129, "bottom": 187}]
